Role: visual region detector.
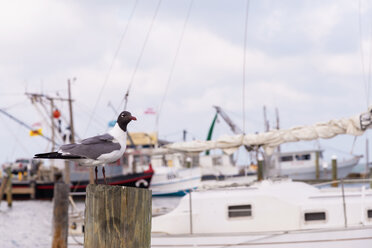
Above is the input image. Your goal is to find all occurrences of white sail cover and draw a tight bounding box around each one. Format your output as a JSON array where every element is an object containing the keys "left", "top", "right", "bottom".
[{"left": 165, "top": 108, "right": 372, "bottom": 155}]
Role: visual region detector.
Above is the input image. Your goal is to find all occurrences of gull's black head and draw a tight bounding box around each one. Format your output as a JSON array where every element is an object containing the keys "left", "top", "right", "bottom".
[{"left": 117, "top": 111, "right": 137, "bottom": 132}]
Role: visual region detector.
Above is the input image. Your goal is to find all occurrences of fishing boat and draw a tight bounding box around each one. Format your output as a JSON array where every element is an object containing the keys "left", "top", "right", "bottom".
[
  {"left": 125, "top": 146, "right": 202, "bottom": 197},
  {"left": 151, "top": 179, "right": 372, "bottom": 247},
  {"left": 273, "top": 149, "right": 361, "bottom": 180},
  {"left": 0, "top": 159, "right": 154, "bottom": 199},
  {"left": 150, "top": 165, "right": 201, "bottom": 197},
  {"left": 126, "top": 145, "right": 257, "bottom": 196}
]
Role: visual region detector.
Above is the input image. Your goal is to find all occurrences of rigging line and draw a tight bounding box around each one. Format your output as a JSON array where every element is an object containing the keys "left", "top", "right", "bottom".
[
  {"left": 119, "top": 0, "right": 163, "bottom": 113},
  {"left": 84, "top": 0, "right": 139, "bottom": 135},
  {"left": 242, "top": 0, "right": 250, "bottom": 134},
  {"left": 9, "top": 124, "right": 26, "bottom": 159},
  {"left": 358, "top": 0, "right": 369, "bottom": 108},
  {"left": 322, "top": 144, "right": 358, "bottom": 156},
  {"left": 0, "top": 114, "right": 30, "bottom": 156},
  {"left": 0, "top": 100, "right": 28, "bottom": 110},
  {"left": 156, "top": 0, "right": 193, "bottom": 133}
]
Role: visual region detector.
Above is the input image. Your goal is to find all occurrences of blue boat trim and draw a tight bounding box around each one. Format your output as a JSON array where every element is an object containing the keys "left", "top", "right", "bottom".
[{"left": 152, "top": 187, "right": 198, "bottom": 197}]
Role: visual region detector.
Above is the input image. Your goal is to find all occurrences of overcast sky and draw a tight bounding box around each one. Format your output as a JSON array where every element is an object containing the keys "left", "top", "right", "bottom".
[{"left": 0, "top": 0, "right": 372, "bottom": 165}]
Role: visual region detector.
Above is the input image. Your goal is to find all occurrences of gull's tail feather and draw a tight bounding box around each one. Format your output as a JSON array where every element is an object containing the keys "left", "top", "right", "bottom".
[{"left": 34, "top": 152, "right": 84, "bottom": 159}]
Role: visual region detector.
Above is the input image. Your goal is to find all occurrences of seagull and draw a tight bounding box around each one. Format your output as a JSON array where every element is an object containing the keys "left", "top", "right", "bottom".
[{"left": 34, "top": 111, "right": 137, "bottom": 184}]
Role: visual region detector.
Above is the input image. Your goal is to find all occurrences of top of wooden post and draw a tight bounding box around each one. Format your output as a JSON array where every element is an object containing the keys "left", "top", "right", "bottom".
[{"left": 85, "top": 185, "right": 152, "bottom": 248}]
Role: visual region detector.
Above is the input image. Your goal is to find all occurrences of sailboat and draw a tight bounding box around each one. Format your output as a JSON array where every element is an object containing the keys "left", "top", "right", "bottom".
[{"left": 152, "top": 178, "right": 372, "bottom": 248}]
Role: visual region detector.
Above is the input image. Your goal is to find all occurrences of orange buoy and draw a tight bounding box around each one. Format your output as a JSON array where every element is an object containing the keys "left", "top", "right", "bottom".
[{"left": 53, "top": 109, "right": 61, "bottom": 118}]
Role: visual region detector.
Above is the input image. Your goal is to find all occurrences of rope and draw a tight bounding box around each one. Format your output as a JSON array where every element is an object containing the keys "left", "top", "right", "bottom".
[
  {"left": 84, "top": 0, "right": 139, "bottom": 136},
  {"left": 1, "top": 100, "right": 28, "bottom": 110},
  {"left": 156, "top": 0, "right": 193, "bottom": 133},
  {"left": 118, "top": 0, "right": 163, "bottom": 113},
  {"left": 0, "top": 114, "right": 30, "bottom": 156},
  {"left": 242, "top": 0, "right": 250, "bottom": 134}
]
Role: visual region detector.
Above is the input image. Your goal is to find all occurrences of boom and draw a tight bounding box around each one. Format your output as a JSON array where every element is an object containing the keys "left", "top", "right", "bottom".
[{"left": 213, "top": 106, "right": 244, "bottom": 134}]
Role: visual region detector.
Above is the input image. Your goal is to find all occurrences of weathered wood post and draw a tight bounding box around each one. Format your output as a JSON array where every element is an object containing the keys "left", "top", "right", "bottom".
[
  {"left": 52, "top": 182, "right": 70, "bottom": 248},
  {"left": 315, "top": 151, "right": 320, "bottom": 180},
  {"left": 331, "top": 155, "right": 338, "bottom": 187},
  {"left": 0, "top": 176, "right": 8, "bottom": 205},
  {"left": 257, "top": 157, "right": 263, "bottom": 181},
  {"left": 6, "top": 168, "right": 12, "bottom": 207},
  {"left": 85, "top": 185, "right": 152, "bottom": 248}
]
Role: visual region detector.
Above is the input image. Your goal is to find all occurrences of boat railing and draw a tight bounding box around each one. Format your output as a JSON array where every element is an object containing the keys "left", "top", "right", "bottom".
[
  {"left": 313, "top": 178, "right": 371, "bottom": 228},
  {"left": 313, "top": 178, "right": 372, "bottom": 187}
]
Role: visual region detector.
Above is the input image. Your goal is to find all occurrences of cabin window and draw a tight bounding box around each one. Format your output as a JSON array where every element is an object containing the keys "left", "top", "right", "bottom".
[
  {"left": 296, "top": 154, "right": 311, "bottom": 161},
  {"left": 228, "top": 205, "right": 252, "bottom": 218},
  {"left": 304, "top": 212, "right": 326, "bottom": 221},
  {"left": 367, "top": 209, "right": 372, "bottom": 219},
  {"left": 280, "top": 156, "right": 293, "bottom": 162},
  {"left": 133, "top": 155, "right": 150, "bottom": 165}
]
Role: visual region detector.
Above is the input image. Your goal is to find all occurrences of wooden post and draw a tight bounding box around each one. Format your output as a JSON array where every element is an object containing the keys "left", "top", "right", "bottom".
[
  {"left": 89, "top": 168, "right": 95, "bottom": 184},
  {"left": 52, "top": 182, "right": 69, "bottom": 248},
  {"left": 6, "top": 170, "right": 12, "bottom": 207},
  {"left": 30, "top": 181, "right": 36, "bottom": 199},
  {"left": 64, "top": 161, "right": 70, "bottom": 185},
  {"left": 0, "top": 176, "right": 8, "bottom": 205},
  {"left": 331, "top": 155, "right": 338, "bottom": 187},
  {"left": 257, "top": 157, "right": 263, "bottom": 181},
  {"left": 85, "top": 185, "right": 152, "bottom": 248},
  {"left": 315, "top": 151, "right": 320, "bottom": 180}
]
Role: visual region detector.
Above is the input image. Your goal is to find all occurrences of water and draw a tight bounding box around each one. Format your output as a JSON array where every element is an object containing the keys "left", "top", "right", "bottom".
[
  {"left": 0, "top": 201, "right": 53, "bottom": 248},
  {"left": 0, "top": 196, "right": 181, "bottom": 248}
]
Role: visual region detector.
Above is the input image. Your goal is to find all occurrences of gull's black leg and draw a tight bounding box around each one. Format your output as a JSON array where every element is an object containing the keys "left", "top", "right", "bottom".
[
  {"left": 102, "top": 166, "right": 107, "bottom": 185},
  {"left": 95, "top": 166, "right": 98, "bottom": 184}
]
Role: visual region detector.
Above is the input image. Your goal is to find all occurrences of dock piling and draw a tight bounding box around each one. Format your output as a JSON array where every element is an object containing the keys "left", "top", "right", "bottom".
[
  {"left": 331, "top": 155, "right": 338, "bottom": 187},
  {"left": 84, "top": 184, "right": 152, "bottom": 248},
  {"left": 257, "top": 158, "right": 263, "bottom": 181},
  {"left": 52, "top": 182, "right": 69, "bottom": 248},
  {"left": 6, "top": 173, "right": 12, "bottom": 207},
  {"left": 315, "top": 151, "right": 320, "bottom": 180},
  {"left": 0, "top": 176, "right": 8, "bottom": 205}
]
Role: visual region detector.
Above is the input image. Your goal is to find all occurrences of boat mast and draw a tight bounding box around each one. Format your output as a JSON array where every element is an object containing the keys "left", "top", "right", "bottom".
[{"left": 67, "top": 78, "right": 75, "bottom": 143}]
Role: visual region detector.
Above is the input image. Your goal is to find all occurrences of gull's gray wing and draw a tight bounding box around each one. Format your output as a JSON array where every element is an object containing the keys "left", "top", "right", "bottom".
[{"left": 60, "top": 134, "right": 121, "bottom": 160}]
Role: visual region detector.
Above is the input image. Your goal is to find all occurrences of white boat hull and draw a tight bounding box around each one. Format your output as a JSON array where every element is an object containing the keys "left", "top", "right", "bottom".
[
  {"left": 151, "top": 167, "right": 201, "bottom": 196},
  {"left": 278, "top": 156, "right": 360, "bottom": 180},
  {"left": 152, "top": 226, "right": 372, "bottom": 248}
]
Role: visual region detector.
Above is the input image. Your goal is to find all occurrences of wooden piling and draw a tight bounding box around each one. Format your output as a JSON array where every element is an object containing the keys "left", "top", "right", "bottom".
[
  {"left": 257, "top": 158, "right": 263, "bottom": 181},
  {"left": 315, "top": 151, "right": 320, "bottom": 180},
  {"left": 331, "top": 156, "right": 338, "bottom": 187},
  {"left": 84, "top": 185, "right": 152, "bottom": 248},
  {"left": 0, "top": 176, "right": 8, "bottom": 204},
  {"left": 52, "top": 182, "right": 69, "bottom": 248},
  {"left": 6, "top": 171, "right": 12, "bottom": 207}
]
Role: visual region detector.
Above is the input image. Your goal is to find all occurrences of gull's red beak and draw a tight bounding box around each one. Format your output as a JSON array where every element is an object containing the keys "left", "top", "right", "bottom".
[{"left": 131, "top": 116, "right": 137, "bottom": 121}]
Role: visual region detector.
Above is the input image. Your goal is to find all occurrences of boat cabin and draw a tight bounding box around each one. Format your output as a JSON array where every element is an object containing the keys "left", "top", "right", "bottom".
[{"left": 276, "top": 149, "right": 323, "bottom": 167}]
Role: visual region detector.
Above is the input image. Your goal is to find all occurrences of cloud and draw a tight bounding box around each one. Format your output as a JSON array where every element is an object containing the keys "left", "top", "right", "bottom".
[{"left": 0, "top": 0, "right": 371, "bottom": 163}]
